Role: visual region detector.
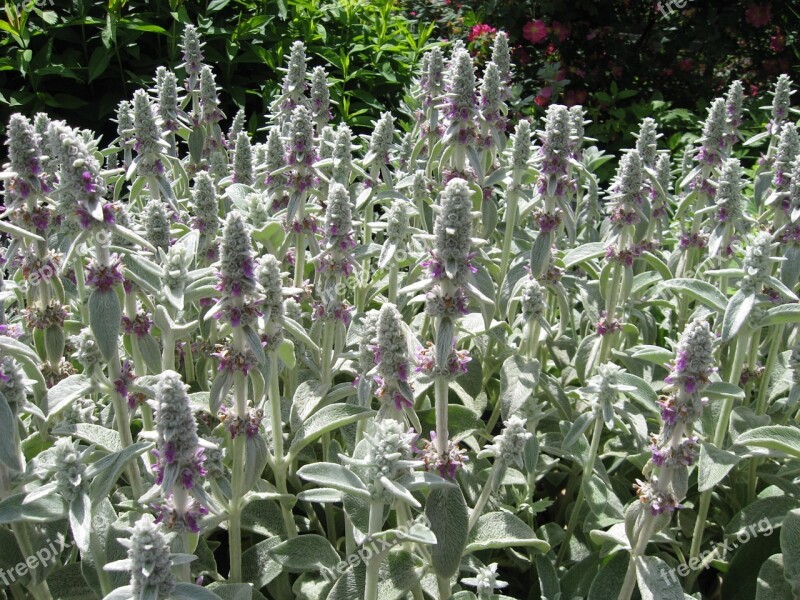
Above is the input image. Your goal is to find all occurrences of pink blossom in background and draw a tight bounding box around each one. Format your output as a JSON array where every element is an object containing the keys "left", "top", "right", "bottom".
[
  {"left": 523, "top": 19, "right": 548, "bottom": 44},
  {"left": 745, "top": 3, "right": 772, "bottom": 27},
  {"left": 770, "top": 27, "right": 785, "bottom": 53},
  {"left": 535, "top": 86, "right": 553, "bottom": 107},
  {"left": 551, "top": 21, "right": 571, "bottom": 42},
  {"left": 564, "top": 88, "right": 587, "bottom": 106},
  {"left": 468, "top": 23, "right": 496, "bottom": 42}
]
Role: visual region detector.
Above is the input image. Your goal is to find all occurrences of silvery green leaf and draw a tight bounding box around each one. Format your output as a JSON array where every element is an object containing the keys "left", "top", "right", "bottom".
[
  {"left": 277, "top": 338, "right": 296, "bottom": 369},
  {"left": 282, "top": 317, "right": 321, "bottom": 357},
  {"left": 662, "top": 278, "right": 728, "bottom": 313},
  {"left": 378, "top": 242, "right": 396, "bottom": 269},
  {"left": 395, "top": 472, "right": 456, "bottom": 491},
  {"left": 170, "top": 583, "right": 225, "bottom": 600},
  {"left": 587, "top": 551, "right": 628, "bottom": 599},
  {"left": 756, "top": 554, "right": 794, "bottom": 600},
  {"left": 268, "top": 534, "right": 340, "bottom": 573},
  {"left": 753, "top": 171, "right": 773, "bottom": 205},
  {"left": 188, "top": 128, "right": 204, "bottom": 164},
  {"left": 52, "top": 423, "right": 122, "bottom": 453},
  {"left": 722, "top": 288, "right": 756, "bottom": 342},
  {"left": 45, "top": 374, "right": 93, "bottom": 421},
  {"left": 0, "top": 392, "right": 19, "bottom": 470},
  {"left": 425, "top": 486, "right": 468, "bottom": 579},
  {"left": 465, "top": 511, "right": 549, "bottom": 553},
  {"left": 296, "top": 488, "right": 342, "bottom": 503},
  {"left": 435, "top": 316, "right": 455, "bottom": 367},
  {"left": 562, "top": 413, "right": 594, "bottom": 451},
  {"left": 289, "top": 404, "right": 374, "bottom": 460},
  {"left": 380, "top": 476, "right": 419, "bottom": 507},
  {"left": 0, "top": 219, "right": 45, "bottom": 242},
  {"left": 583, "top": 474, "right": 625, "bottom": 522},
  {"left": 635, "top": 555, "right": 684, "bottom": 600},
  {"left": 110, "top": 223, "right": 156, "bottom": 253},
  {"left": 44, "top": 324, "right": 65, "bottom": 364},
  {"left": 781, "top": 246, "right": 800, "bottom": 288},
  {"left": 563, "top": 242, "right": 606, "bottom": 269},
  {"left": 615, "top": 373, "right": 658, "bottom": 413},
  {"left": 297, "top": 463, "right": 370, "bottom": 499},
  {"left": 0, "top": 492, "right": 67, "bottom": 524},
  {"left": 698, "top": 441, "right": 742, "bottom": 492},
  {"left": 244, "top": 433, "right": 269, "bottom": 490},
  {"left": 499, "top": 355, "right": 540, "bottom": 421},
  {"left": 101, "top": 585, "right": 133, "bottom": 600},
  {"left": 529, "top": 231, "right": 552, "bottom": 278},
  {"left": 243, "top": 325, "right": 266, "bottom": 366},
  {"left": 209, "top": 369, "right": 232, "bottom": 414},
  {"left": 88, "top": 442, "right": 151, "bottom": 504},
  {"left": 89, "top": 288, "right": 121, "bottom": 360},
  {"left": 69, "top": 493, "right": 91, "bottom": 555},
  {"left": 135, "top": 333, "right": 162, "bottom": 374}
]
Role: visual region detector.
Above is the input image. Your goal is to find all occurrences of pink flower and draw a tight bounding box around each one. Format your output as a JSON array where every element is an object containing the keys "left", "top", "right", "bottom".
[
  {"left": 468, "top": 23, "right": 496, "bottom": 42},
  {"left": 523, "top": 19, "right": 548, "bottom": 44},
  {"left": 564, "top": 89, "right": 587, "bottom": 106},
  {"left": 551, "top": 20, "right": 570, "bottom": 42},
  {"left": 770, "top": 27, "right": 785, "bottom": 52},
  {"left": 745, "top": 3, "right": 772, "bottom": 27}
]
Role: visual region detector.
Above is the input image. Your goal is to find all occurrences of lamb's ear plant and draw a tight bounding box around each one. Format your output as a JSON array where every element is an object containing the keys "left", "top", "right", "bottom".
[{"left": 4, "top": 22, "right": 800, "bottom": 600}]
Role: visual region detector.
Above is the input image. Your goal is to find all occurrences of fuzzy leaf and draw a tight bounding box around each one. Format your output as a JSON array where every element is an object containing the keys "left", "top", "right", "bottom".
[
  {"left": 288, "top": 404, "right": 375, "bottom": 459},
  {"left": 662, "top": 278, "right": 728, "bottom": 313},
  {"left": 782, "top": 511, "right": 800, "bottom": 597},
  {"left": 499, "top": 355, "right": 540, "bottom": 421},
  {"left": 756, "top": 554, "right": 794, "bottom": 600},
  {"left": 634, "top": 555, "right": 683, "bottom": 600},
  {"left": 465, "top": 511, "right": 549, "bottom": 553},
  {"left": 425, "top": 485, "right": 468, "bottom": 578},
  {"left": 297, "top": 463, "right": 370, "bottom": 499},
  {"left": 698, "top": 441, "right": 742, "bottom": 492},
  {"left": 45, "top": 374, "right": 93, "bottom": 421},
  {"left": 89, "top": 289, "right": 121, "bottom": 360},
  {"left": 268, "top": 535, "right": 340, "bottom": 573},
  {"left": 0, "top": 392, "right": 19, "bottom": 470},
  {"left": 721, "top": 289, "right": 755, "bottom": 343}
]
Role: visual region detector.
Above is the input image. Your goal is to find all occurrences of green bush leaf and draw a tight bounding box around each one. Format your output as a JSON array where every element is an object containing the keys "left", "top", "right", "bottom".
[
  {"left": 89, "top": 288, "right": 121, "bottom": 360},
  {"left": 634, "top": 555, "right": 683, "bottom": 600},
  {"left": 465, "top": 511, "right": 550, "bottom": 553},
  {"left": 698, "top": 441, "right": 742, "bottom": 492},
  {"left": 268, "top": 535, "right": 340, "bottom": 573},
  {"left": 499, "top": 355, "right": 540, "bottom": 421},
  {"left": 722, "top": 289, "right": 755, "bottom": 343},
  {"left": 297, "top": 463, "right": 370, "bottom": 499},
  {"left": 425, "top": 485, "right": 468, "bottom": 579},
  {"left": 756, "top": 554, "right": 794, "bottom": 600},
  {"left": 289, "top": 404, "right": 375, "bottom": 459},
  {"left": 734, "top": 426, "right": 800, "bottom": 459},
  {"left": 662, "top": 278, "right": 728, "bottom": 313}
]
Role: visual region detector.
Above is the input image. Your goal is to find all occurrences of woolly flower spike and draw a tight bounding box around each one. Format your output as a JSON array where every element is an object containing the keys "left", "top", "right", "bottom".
[
  {"left": 479, "top": 62, "right": 504, "bottom": 126},
  {"left": 71, "top": 330, "right": 103, "bottom": 370},
  {"left": 132, "top": 90, "right": 166, "bottom": 177},
  {"left": 144, "top": 199, "right": 170, "bottom": 252},
  {"left": 0, "top": 357, "right": 25, "bottom": 415},
  {"left": 634, "top": 476, "right": 681, "bottom": 516},
  {"left": 191, "top": 172, "right": 219, "bottom": 235},
  {"left": 725, "top": 80, "right": 744, "bottom": 129},
  {"left": 110, "top": 516, "right": 176, "bottom": 600},
  {"left": 227, "top": 108, "right": 246, "bottom": 145},
  {"left": 318, "top": 125, "right": 335, "bottom": 161},
  {"left": 232, "top": 131, "right": 254, "bottom": 185},
  {"left": 652, "top": 153, "right": 672, "bottom": 221},
  {"left": 491, "top": 31, "right": 512, "bottom": 85},
  {"left": 605, "top": 152, "right": 646, "bottom": 264},
  {"left": 508, "top": 119, "right": 532, "bottom": 171},
  {"left": 56, "top": 127, "right": 107, "bottom": 228},
  {"left": 331, "top": 124, "right": 354, "bottom": 184},
  {"left": 358, "top": 310, "right": 381, "bottom": 374},
  {"left": 310, "top": 66, "right": 331, "bottom": 126},
  {"left": 155, "top": 68, "right": 180, "bottom": 133},
  {"left": 286, "top": 105, "right": 315, "bottom": 169},
  {"left": 432, "top": 178, "right": 474, "bottom": 281},
  {"left": 635, "top": 117, "right": 659, "bottom": 168},
  {"left": 461, "top": 563, "right": 509, "bottom": 597},
  {"left": 771, "top": 74, "right": 794, "bottom": 130},
  {"left": 116, "top": 100, "right": 135, "bottom": 149},
  {"left": 367, "top": 112, "right": 395, "bottom": 167},
  {"left": 6, "top": 113, "right": 44, "bottom": 202},
  {"left": 569, "top": 106, "right": 588, "bottom": 157},
  {"left": 774, "top": 123, "right": 799, "bottom": 190},
  {"left": 443, "top": 49, "right": 477, "bottom": 148},
  {"left": 374, "top": 304, "right": 414, "bottom": 412},
  {"left": 181, "top": 24, "right": 204, "bottom": 86},
  {"left": 740, "top": 231, "right": 775, "bottom": 293},
  {"left": 318, "top": 182, "right": 356, "bottom": 279},
  {"left": 52, "top": 437, "right": 88, "bottom": 502},
  {"left": 483, "top": 415, "right": 532, "bottom": 469},
  {"left": 708, "top": 158, "right": 745, "bottom": 257},
  {"left": 697, "top": 98, "right": 727, "bottom": 166},
  {"left": 199, "top": 66, "right": 223, "bottom": 124},
  {"left": 521, "top": 277, "right": 546, "bottom": 320},
  {"left": 218, "top": 211, "right": 256, "bottom": 297},
  {"left": 665, "top": 318, "right": 716, "bottom": 395},
  {"left": 256, "top": 254, "right": 284, "bottom": 324},
  {"left": 386, "top": 202, "right": 410, "bottom": 243},
  {"left": 361, "top": 420, "right": 421, "bottom": 495},
  {"left": 789, "top": 158, "right": 800, "bottom": 223},
  {"left": 419, "top": 47, "right": 445, "bottom": 107},
  {"left": 152, "top": 371, "right": 207, "bottom": 493},
  {"left": 282, "top": 41, "right": 307, "bottom": 96}
]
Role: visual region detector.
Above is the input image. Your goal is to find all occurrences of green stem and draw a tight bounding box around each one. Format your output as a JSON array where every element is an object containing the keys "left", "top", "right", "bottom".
[
  {"left": 557, "top": 414, "right": 604, "bottom": 565},
  {"left": 468, "top": 463, "right": 504, "bottom": 531},
  {"left": 434, "top": 376, "right": 449, "bottom": 457},
  {"left": 364, "top": 496, "right": 384, "bottom": 600},
  {"left": 690, "top": 328, "right": 751, "bottom": 560}
]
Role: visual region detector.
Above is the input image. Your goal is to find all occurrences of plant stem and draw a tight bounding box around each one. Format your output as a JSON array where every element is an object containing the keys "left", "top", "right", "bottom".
[
  {"left": 557, "top": 414, "right": 604, "bottom": 565},
  {"left": 690, "top": 328, "right": 751, "bottom": 560},
  {"left": 364, "top": 496, "right": 384, "bottom": 600},
  {"left": 468, "top": 463, "right": 503, "bottom": 531},
  {"left": 434, "top": 376, "right": 449, "bottom": 457}
]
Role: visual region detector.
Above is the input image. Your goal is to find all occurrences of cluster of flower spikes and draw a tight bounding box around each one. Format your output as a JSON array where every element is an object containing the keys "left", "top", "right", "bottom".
[
  {"left": 313, "top": 183, "right": 355, "bottom": 325},
  {"left": 358, "top": 419, "right": 422, "bottom": 502},
  {"left": 154, "top": 66, "right": 181, "bottom": 136},
  {"left": 769, "top": 74, "right": 794, "bottom": 135},
  {"left": 708, "top": 158, "right": 746, "bottom": 259},
  {"left": 637, "top": 318, "right": 716, "bottom": 516},
  {"left": 150, "top": 371, "right": 210, "bottom": 533},
  {"left": 372, "top": 304, "right": 415, "bottom": 413},
  {"left": 483, "top": 415, "right": 532, "bottom": 469},
  {"left": 214, "top": 211, "right": 260, "bottom": 329},
  {"left": 442, "top": 48, "right": 478, "bottom": 152},
  {"left": 5, "top": 113, "right": 47, "bottom": 206},
  {"left": 256, "top": 254, "right": 285, "bottom": 352},
  {"left": 121, "top": 516, "right": 177, "bottom": 599},
  {"left": 419, "top": 178, "right": 474, "bottom": 379},
  {"left": 132, "top": 89, "right": 168, "bottom": 178},
  {"left": 740, "top": 231, "right": 775, "bottom": 295},
  {"left": 604, "top": 149, "right": 648, "bottom": 267}
]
